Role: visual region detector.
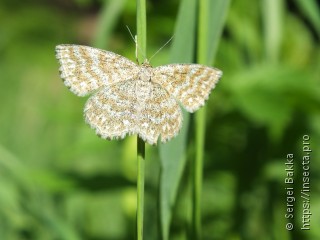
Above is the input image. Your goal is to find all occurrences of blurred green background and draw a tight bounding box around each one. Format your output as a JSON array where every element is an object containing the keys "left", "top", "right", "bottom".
[{"left": 0, "top": 0, "right": 319, "bottom": 239}]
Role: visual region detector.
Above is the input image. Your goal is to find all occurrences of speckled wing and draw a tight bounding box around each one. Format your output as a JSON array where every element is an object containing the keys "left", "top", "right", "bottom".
[
  {"left": 84, "top": 80, "right": 182, "bottom": 145},
  {"left": 55, "top": 44, "right": 139, "bottom": 96},
  {"left": 138, "top": 81, "right": 182, "bottom": 144},
  {"left": 152, "top": 64, "right": 222, "bottom": 112}
]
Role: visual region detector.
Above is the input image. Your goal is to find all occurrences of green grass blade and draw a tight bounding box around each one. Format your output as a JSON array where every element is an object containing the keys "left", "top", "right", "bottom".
[
  {"left": 136, "top": 0, "right": 147, "bottom": 63},
  {"left": 159, "top": 0, "right": 197, "bottom": 239},
  {"left": 206, "top": 0, "right": 232, "bottom": 63},
  {"left": 93, "top": 0, "right": 127, "bottom": 49},
  {"left": 194, "top": 0, "right": 230, "bottom": 239},
  {"left": 136, "top": 1, "right": 147, "bottom": 240},
  {"left": 262, "top": 0, "right": 284, "bottom": 62},
  {"left": 169, "top": 0, "right": 197, "bottom": 63},
  {"left": 295, "top": 0, "right": 320, "bottom": 36},
  {"left": 137, "top": 137, "right": 145, "bottom": 240}
]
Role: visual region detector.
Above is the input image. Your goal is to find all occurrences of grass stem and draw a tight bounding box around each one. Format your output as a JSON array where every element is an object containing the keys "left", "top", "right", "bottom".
[
  {"left": 193, "top": 0, "right": 209, "bottom": 238},
  {"left": 137, "top": 137, "right": 145, "bottom": 240},
  {"left": 136, "top": 0, "right": 146, "bottom": 239}
]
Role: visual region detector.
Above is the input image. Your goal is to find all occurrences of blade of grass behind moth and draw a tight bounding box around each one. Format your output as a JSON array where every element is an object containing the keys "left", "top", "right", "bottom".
[
  {"left": 136, "top": 0, "right": 147, "bottom": 240},
  {"left": 194, "top": 0, "right": 230, "bottom": 239},
  {"left": 158, "top": 0, "right": 197, "bottom": 239},
  {"left": 93, "top": 0, "right": 127, "bottom": 49}
]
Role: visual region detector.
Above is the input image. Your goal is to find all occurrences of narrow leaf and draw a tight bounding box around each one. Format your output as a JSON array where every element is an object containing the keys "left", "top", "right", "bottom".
[
  {"left": 159, "top": 0, "right": 197, "bottom": 239},
  {"left": 193, "top": 0, "right": 230, "bottom": 239},
  {"left": 295, "top": 0, "right": 320, "bottom": 36}
]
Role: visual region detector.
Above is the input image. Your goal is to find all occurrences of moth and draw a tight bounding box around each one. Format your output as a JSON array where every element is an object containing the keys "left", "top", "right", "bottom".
[{"left": 55, "top": 44, "right": 222, "bottom": 144}]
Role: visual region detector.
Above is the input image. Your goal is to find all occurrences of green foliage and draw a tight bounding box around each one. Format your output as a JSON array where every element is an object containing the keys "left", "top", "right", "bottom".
[{"left": 0, "top": 0, "right": 319, "bottom": 239}]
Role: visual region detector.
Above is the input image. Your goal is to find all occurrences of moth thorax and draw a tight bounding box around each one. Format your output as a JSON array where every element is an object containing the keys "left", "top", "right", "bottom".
[
  {"left": 138, "top": 65, "right": 152, "bottom": 82},
  {"left": 136, "top": 81, "right": 151, "bottom": 99}
]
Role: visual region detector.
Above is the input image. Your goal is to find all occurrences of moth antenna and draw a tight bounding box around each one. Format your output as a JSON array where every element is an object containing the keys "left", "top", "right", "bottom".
[
  {"left": 134, "top": 35, "right": 138, "bottom": 63},
  {"left": 126, "top": 25, "right": 146, "bottom": 64},
  {"left": 126, "top": 25, "right": 136, "bottom": 43},
  {"left": 149, "top": 35, "right": 174, "bottom": 62}
]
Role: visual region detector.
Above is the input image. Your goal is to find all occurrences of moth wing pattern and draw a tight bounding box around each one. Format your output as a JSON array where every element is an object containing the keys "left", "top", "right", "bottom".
[
  {"left": 152, "top": 64, "right": 222, "bottom": 112},
  {"left": 55, "top": 44, "right": 140, "bottom": 96},
  {"left": 84, "top": 80, "right": 182, "bottom": 144},
  {"left": 137, "top": 81, "right": 182, "bottom": 144}
]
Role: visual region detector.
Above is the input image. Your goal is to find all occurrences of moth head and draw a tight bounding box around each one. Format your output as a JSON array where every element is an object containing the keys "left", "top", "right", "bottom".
[{"left": 142, "top": 59, "right": 151, "bottom": 67}]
